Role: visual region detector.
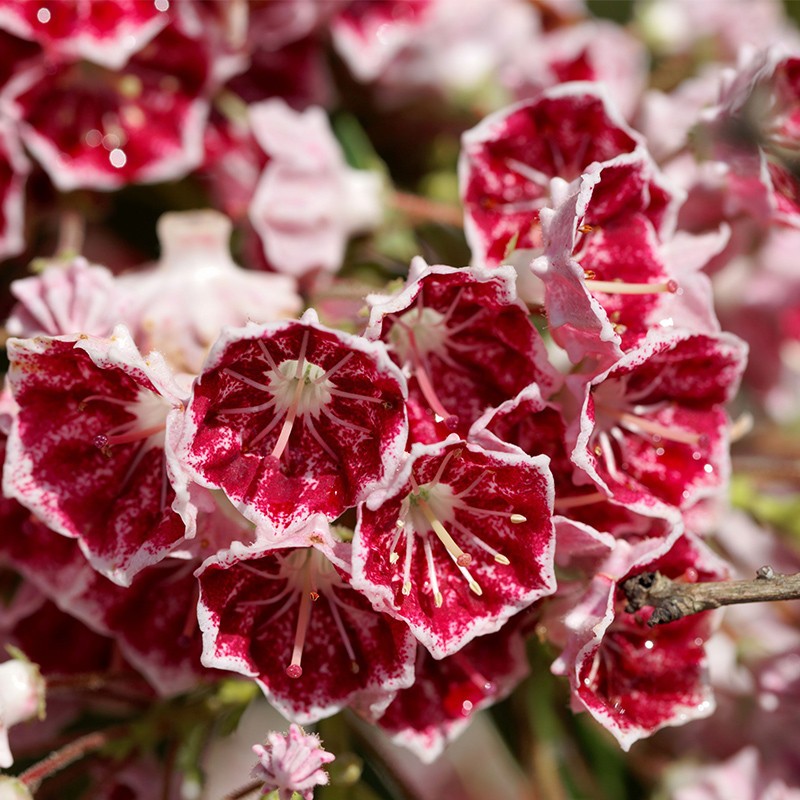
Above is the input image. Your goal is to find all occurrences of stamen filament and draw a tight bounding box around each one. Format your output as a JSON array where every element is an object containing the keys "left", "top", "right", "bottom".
[
  {"left": 270, "top": 372, "right": 305, "bottom": 459},
  {"left": 105, "top": 423, "right": 165, "bottom": 447},
  {"left": 401, "top": 531, "right": 414, "bottom": 596},
  {"left": 414, "top": 361, "right": 455, "bottom": 425},
  {"left": 327, "top": 593, "right": 359, "bottom": 674},
  {"left": 286, "top": 568, "right": 314, "bottom": 680},
  {"left": 428, "top": 449, "right": 460, "bottom": 489},
  {"left": 616, "top": 411, "right": 701, "bottom": 445},
  {"left": 224, "top": 368, "right": 271, "bottom": 392},
  {"left": 585, "top": 279, "right": 678, "bottom": 295},
  {"left": 450, "top": 517, "right": 510, "bottom": 565},
  {"left": 316, "top": 351, "right": 352, "bottom": 383},
  {"left": 416, "top": 495, "right": 471, "bottom": 567},
  {"left": 455, "top": 469, "right": 488, "bottom": 498},
  {"left": 554, "top": 492, "right": 607, "bottom": 510},
  {"left": 423, "top": 537, "right": 443, "bottom": 608},
  {"left": 257, "top": 340, "right": 279, "bottom": 372},
  {"left": 328, "top": 388, "right": 383, "bottom": 404},
  {"left": 456, "top": 561, "right": 482, "bottom": 596}
]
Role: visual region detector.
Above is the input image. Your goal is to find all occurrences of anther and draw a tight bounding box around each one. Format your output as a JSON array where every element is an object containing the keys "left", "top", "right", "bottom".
[{"left": 510, "top": 514, "right": 526, "bottom": 524}]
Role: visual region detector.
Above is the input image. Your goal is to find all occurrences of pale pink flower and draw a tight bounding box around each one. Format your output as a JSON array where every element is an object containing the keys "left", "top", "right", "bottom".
[
  {"left": 251, "top": 724, "right": 334, "bottom": 800},
  {"left": 248, "top": 99, "right": 382, "bottom": 277},
  {"left": 119, "top": 209, "right": 302, "bottom": 374}
]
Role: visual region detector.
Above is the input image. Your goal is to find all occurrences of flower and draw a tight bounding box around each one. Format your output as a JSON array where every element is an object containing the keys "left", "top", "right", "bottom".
[
  {"left": 250, "top": 724, "right": 334, "bottom": 800},
  {"left": 0, "top": 650, "right": 45, "bottom": 769},
  {"left": 0, "top": 776, "right": 32, "bottom": 800}
]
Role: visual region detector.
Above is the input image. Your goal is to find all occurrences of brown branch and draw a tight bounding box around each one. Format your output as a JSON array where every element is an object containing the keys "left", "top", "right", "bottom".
[
  {"left": 19, "top": 731, "right": 112, "bottom": 791},
  {"left": 388, "top": 191, "right": 464, "bottom": 227},
  {"left": 622, "top": 566, "right": 800, "bottom": 626}
]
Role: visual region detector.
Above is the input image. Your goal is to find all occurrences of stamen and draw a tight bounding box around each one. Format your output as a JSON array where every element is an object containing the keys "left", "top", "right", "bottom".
[
  {"left": 584, "top": 278, "right": 679, "bottom": 295},
  {"left": 553, "top": 492, "right": 606, "bottom": 510},
  {"left": 455, "top": 560, "right": 482, "bottom": 596},
  {"left": 427, "top": 448, "right": 461, "bottom": 489},
  {"left": 389, "top": 519, "right": 404, "bottom": 564},
  {"left": 413, "top": 358, "right": 458, "bottom": 429},
  {"left": 257, "top": 339, "right": 279, "bottom": 372},
  {"left": 316, "top": 351, "right": 353, "bottom": 383},
  {"left": 454, "top": 469, "right": 487, "bottom": 499},
  {"left": 247, "top": 406, "right": 288, "bottom": 450},
  {"left": 102, "top": 422, "right": 165, "bottom": 447},
  {"left": 303, "top": 414, "right": 338, "bottom": 462},
  {"left": 415, "top": 494, "right": 472, "bottom": 567},
  {"left": 327, "top": 594, "right": 360, "bottom": 674},
  {"left": 401, "top": 531, "right": 414, "bottom": 596},
  {"left": 598, "top": 430, "right": 622, "bottom": 481},
  {"left": 224, "top": 368, "right": 271, "bottom": 392},
  {"left": 286, "top": 578, "right": 314, "bottom": 680},
  {"left": 423, "top": 536, "right": 443, "bottom": 608},
  {"left": 219, "top": 397, "right": 278, "bottom": 415},
  {"left": 450, "top": 518, "right": 509, "bottom": 565},
  {"left": 320, "top": 406, "right": 371, "bottom": 435},
  {"left": 270, "top": 367, "right": 306, "bottom": 461},
  {"left": 615, "top": 411, "right": 702, "bottom": 445},
  {"left": 328, "top": 388, "right": 383, "bottom": 404}
]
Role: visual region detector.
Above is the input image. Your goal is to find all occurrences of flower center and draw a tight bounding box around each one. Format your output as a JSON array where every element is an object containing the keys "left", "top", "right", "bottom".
[
  {"left": 387, "top": 293, "right": 485, "bottom": 430},
  {"left": 222, "top": 333, "right": 383, "bottom": 461},
  {"left": 388, "top": 452, "right": 524, "bottom": 607},
  {"left": 240, "top": 549, "right": 360, "bottom": 681},
  {"left": 590, "top": 378, "right": 706, "bottom": 483}
]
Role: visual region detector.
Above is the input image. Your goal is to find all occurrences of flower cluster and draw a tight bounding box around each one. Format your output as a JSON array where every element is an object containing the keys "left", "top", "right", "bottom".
[{"left": 0, "top": 1, "right": 799, "bottom": 798}]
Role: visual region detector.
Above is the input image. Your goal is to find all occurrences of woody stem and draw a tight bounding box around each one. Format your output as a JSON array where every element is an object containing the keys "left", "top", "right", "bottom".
[
  {"left": 19, "top": 729, "right": 119, "bottom": 791},
  {"left": 389, "top": 191, "right": 463, "bottom": 227},
  {"left": 622, "top": 567, "right": 800, "bottom": 626}
]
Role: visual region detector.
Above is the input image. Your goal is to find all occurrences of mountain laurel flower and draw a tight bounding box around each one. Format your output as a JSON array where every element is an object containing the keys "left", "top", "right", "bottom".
[
  {"left": 251, "top": 724, "right": 334, "bottom": 800},
  {"left": 353, "top": 437, "right": 556, "bottom": 659},
  {"left": 178, "top": 308, "right": 408, "bottom": 535},
  {"left": 0, "top": 650, "right": 45, "bottom": 769}
]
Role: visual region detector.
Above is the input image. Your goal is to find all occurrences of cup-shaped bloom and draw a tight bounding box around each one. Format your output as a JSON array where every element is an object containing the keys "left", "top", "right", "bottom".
[
  {"left": 4, "top": 326, "right": 194, "bottom": 585},
  {"left": 248, "top": 99, "right": 383, "bottom": 277},
  {"left": 7, "top": 256, "right": 122, "bottom": 339},
  {"left": 196, "top": 525, "right": 417, "bottom": 724},
  {"left": 375, "top": 614, "right": 530, "bottom": 762},
  {"left": 569, "top": 329, "right": 748, "bottom": 516},
  {"left": 1, "top": 510, "right": 244, "bottom": 696},
  {"left": 118, "top": 209, "right": 302, "bottom": 374},
  {"left": 178, "top": 309, "right": 408, "bottom": 534},
  {"left": 459, "top": 83, "right": 643, "bottom": 267},
  {"left": 0, "top": 0, "right": 170, "bottom": 70},
  {"left": 2, "top": 21, "right": 210, "bottom": 191},
  {"left": 553, "top": 531, "right": 728, "bottom": 750},
  {"left": 699, "top": 47, "right": 800, "bottom": 227},
  {"left": 366, "top": 258, "right": 560, "bottom": 442},
  {"left": 353, "top": 438, "right": 556, "bottom": 659},
  {"left": 532, "top": 154, "right": 706, "bottom": 368}
]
